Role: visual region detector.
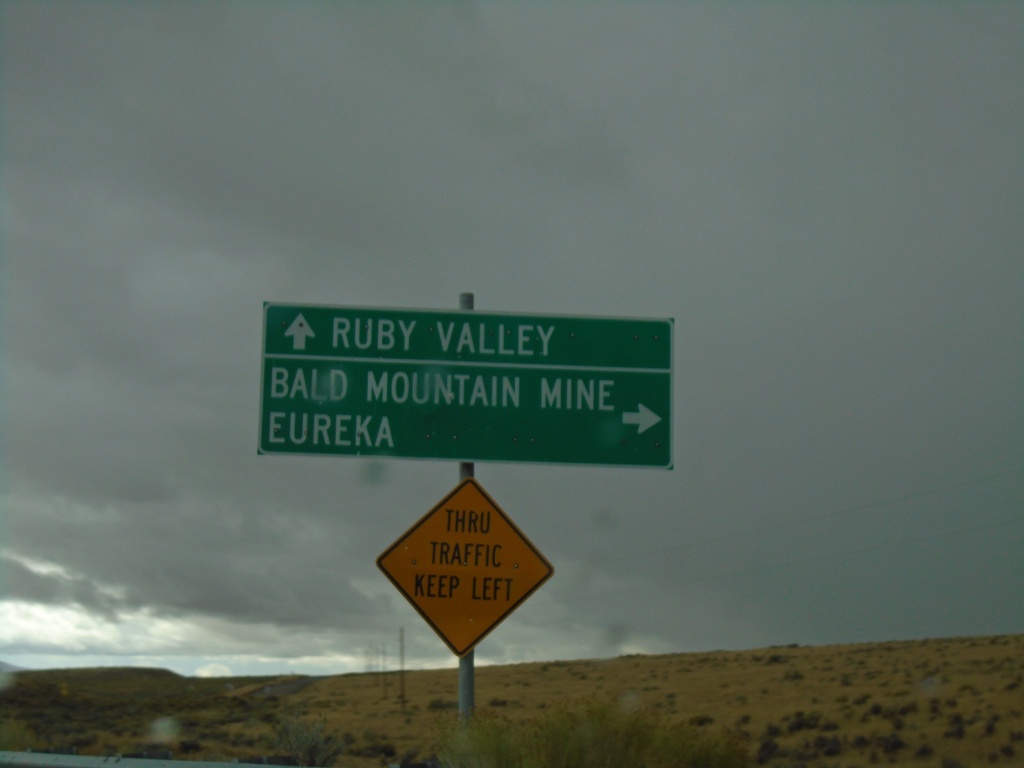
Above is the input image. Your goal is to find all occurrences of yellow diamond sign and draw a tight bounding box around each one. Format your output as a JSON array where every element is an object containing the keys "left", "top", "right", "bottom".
[{"left": 377, "top": 478, "right": 554, "bottom": 656}]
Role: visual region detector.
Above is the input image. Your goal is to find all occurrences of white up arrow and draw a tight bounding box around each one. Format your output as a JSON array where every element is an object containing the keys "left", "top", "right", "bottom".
[
  {"left": 284, "top": 313, "right": 315, "bottom": 351},
  {"left": 622, "top": 403, "right": 661, "bottom": 434}
]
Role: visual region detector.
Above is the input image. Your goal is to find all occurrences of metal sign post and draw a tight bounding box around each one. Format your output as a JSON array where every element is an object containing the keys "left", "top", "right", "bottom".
[
  {"left": 260, "top": 294, "right": 669, "bottom": 722},
  {"left": 458, "top": 291, "right": 475, "bottom": 718},
  {"left": 373, "top": 294, "right": 555, "bottom": 719}
]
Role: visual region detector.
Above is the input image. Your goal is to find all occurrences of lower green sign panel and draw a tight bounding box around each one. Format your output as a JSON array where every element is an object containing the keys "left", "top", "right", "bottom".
[{"left": 258, "top": 358, "right": 671, "bottom": 467}]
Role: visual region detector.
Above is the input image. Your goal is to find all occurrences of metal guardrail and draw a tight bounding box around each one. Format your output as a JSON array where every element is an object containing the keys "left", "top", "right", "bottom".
[{"left": 0, "top": 753, "right": 270, "bottom": 768}]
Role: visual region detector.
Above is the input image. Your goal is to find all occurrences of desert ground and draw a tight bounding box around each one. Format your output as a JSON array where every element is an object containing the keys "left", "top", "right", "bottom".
[{"left": 2, "top": 633, "right": 1022, "bottom": 767}]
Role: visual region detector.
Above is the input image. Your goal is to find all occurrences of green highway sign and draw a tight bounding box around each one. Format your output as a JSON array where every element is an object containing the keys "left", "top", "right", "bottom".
[{"left": 258, "top": 303, "right": 673, "bottom": 467}]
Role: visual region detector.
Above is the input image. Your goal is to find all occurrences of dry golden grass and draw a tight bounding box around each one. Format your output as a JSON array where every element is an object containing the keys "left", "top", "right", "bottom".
[{"left": 2, "top": 633, "right": 1022, "bottom": 767}]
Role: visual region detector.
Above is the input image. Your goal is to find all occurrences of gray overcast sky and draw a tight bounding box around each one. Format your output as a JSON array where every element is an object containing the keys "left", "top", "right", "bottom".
[{"left": 2, "top": 2, "right": 1022, "bottom": 676}]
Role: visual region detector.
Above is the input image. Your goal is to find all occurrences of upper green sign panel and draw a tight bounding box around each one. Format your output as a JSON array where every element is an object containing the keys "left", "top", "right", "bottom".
[{"left": 259, "top": 303, "right": 673, "bottom": 468}]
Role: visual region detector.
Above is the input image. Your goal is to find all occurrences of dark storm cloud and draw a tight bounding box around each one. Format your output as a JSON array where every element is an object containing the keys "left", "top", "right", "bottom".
[
  {"left": 2, "top": 553, "right": 122, "bottom": 617},
  {"left": 8, "top": 491, "right": 384, "bottom": 631},
  {"left": 2, "top": 2, "right": 1022, "bottom": 671},
  {"left": 6, "top": 2, "right": 624, "bottom": 273}
]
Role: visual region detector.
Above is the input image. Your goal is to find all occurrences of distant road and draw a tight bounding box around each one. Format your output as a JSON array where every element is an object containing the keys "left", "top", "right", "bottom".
[{"left": 252, "top": 676, "right": 319, "bottom": 697}]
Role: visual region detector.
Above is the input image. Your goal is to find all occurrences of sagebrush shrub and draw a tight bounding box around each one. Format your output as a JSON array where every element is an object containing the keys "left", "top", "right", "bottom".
[
  {"left": 0, "top": 718, "right": 42, "bottom": 751},
  {"left": 437, "top": 697, "right": 749, "bottom": 768},
  {"left": 271, "top": 710, "right": 345, "bottom": 767}
]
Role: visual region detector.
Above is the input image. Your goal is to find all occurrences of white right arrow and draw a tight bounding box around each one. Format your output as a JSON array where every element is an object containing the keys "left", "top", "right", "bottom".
[
  {"left": 284, "top": 313, "right": 315, "bottom": 351},
  {"left": 622, "top": 403, "right": 661, "bottom": 434}
]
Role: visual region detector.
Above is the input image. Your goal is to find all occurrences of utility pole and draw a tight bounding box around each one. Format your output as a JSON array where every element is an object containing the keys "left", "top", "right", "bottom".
[{"left": 399, "top": 626, "right": 407, "bottom": 713}]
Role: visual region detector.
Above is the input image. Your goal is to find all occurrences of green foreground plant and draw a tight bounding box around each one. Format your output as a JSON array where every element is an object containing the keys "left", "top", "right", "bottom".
[
  {"left": 436, "top": 698, "right": 750, "bottom": 768},
  {"left": 271, "top": 710, "right": 346, "bottom": 767},
  {"left": 0, "top": 718, "right": 42, "bottom": 752}
]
